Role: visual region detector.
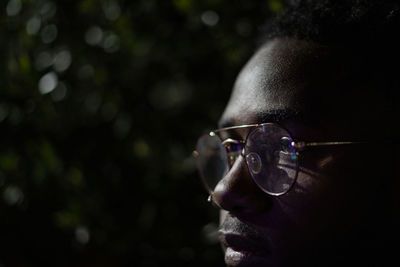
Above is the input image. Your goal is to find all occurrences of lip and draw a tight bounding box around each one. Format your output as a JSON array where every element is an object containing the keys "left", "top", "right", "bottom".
[{"left": 220, "top": 232, "right": 271, "bottom": 266}]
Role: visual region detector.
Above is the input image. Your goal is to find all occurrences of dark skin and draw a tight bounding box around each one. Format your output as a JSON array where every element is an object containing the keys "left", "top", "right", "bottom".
[{"left": 212, "top": 37, "right": 397, "bottom": 266}]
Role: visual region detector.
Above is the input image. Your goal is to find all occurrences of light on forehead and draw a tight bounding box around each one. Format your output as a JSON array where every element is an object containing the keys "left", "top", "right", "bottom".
[
  {"left": 218, "top": 108, "right": 303, "bottom": 129},
  {"left": 220, "top": 38, "right": 351, "bottom": 133}
]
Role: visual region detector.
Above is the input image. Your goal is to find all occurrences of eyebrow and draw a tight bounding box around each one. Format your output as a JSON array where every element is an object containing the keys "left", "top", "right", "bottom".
[{"left": 218, "top": 108, "right": 304, "bottom": 129}]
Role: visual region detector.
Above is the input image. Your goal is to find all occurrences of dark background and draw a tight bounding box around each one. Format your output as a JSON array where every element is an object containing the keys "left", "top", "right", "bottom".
[{"left": 0, "top": 0, "right": 284, "bottom": 266}]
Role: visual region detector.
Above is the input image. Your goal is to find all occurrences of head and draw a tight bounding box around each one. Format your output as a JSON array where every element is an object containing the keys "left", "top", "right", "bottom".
[{"left": 196, "top": 0, "right": 400, "bottom": 266}]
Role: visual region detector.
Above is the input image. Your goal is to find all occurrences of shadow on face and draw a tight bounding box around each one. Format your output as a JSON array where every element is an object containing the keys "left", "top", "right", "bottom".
[{"left": 216, "top": 37, "right": 399, "bottom": 267}]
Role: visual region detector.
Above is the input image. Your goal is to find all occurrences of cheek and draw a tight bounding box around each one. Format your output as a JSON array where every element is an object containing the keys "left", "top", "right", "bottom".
[
  {"left": 280, "top": 150, "right": 374, "bottom": 232},
  {"left": 275, "top": 167, "right": 325, "bottom": 226},
  {"left": 275, "top": 152, "right": 347, "bottom": 226}
]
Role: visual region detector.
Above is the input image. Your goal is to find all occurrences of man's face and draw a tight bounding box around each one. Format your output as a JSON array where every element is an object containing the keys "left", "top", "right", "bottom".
[{"left": 214, "top": 38, "right": 391, "bottom": 266}]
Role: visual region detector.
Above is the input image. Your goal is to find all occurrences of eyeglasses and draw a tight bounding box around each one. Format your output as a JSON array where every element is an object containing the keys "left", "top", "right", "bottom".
[{"left": 194, "top": 123, "right": 359, "bottom": 196}]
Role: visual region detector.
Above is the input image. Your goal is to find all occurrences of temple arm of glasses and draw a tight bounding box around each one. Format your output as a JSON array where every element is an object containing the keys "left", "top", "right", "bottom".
[
  {"left": 292, "top": 141, "right": 363, "bottom": 151},
  {"left": 212, "top": 124, "right": 259, "bottom": 133}
]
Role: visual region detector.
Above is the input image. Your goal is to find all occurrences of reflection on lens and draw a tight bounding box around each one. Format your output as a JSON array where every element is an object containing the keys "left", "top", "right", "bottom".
[
  {"left": 246, "top": 152, "right": 262, "bottom": 174},
  {"left": 280, "top": 136, "right": 293, "bottom": 153},
  {"left": 196, "top": 134, "right": 228, "bottom": 193},
  {"left": 245, "top": 124, "right": 298, "bottom": 195}
]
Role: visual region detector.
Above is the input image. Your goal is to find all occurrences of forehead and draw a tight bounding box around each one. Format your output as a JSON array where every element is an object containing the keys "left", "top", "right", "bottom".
[
  {"left": 221, "top": 38, "right": 339, "bottom": 126},
  {"left": 219, "top": 38, "right": 388, "bottom": 138}
]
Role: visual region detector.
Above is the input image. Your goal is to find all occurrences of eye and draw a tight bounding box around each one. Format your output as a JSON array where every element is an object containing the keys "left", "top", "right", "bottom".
[
  {"left": 280, "top": 136, "right": 294, "bottom": 153},
  {"left": 222, "top": 138, "right": 243, "bottom": 152},
  {"left": 229, "top": 142, "right": 243, "bottom": 152}
]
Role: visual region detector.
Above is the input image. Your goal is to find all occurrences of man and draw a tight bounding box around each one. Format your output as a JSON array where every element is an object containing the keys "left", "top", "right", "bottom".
[{"left": 195, "top": 0, "right": 399, "bottom": 266}]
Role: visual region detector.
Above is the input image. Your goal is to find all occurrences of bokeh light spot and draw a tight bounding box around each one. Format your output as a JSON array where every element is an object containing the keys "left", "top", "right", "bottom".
[
  {"left": 41, "top": 24, "right": 58, "bottom": 44},
  {"left": 6, "top": 0, "right": 22, "bottom": 17},
  {"left": 173, "top": 0, "right": 193, "bottom": 13},
  {"left": 3, "top": 185, "right": 24, "bottom": 206},
  {"left": 40, "top": 1, "right": 57, "bottom": 19},
  {"left": 269, "top": 0, "right": 284, "bottom": 13},
  {"left": 133, "top": 140, "right": 150, "bottom": 158},
  {"left": 39, "top": 72, "right": 58, "bottom": 94},
  {"left": 54, "top": 50, "right": 72, "bottom": 72},
  {"left": 75, "top": 226, "right": 90, "bottom": 244},
  {"left": 51, "top": 82, "right": 68, "bottom": 102},
  {"left": 35, "top": 51, "right": 53, "bottom": 71},
  {"left": 26, "top": 16, "right": 41, "bottom": 35},
  {"left": 85, "top": 26, "right": 103, "bottom": 46},
  {"left": 103, "top": 0, "right": 121, "bottom": 21},
  {"left": 102, "top": 32, "right": 120, "bottom": 53},
  {"left": 201, "top": 10, "right": 219, "bottom": 26}
]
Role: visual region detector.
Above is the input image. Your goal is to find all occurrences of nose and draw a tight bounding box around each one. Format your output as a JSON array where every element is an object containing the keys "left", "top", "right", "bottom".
[{"left": 211, "top": 155, "right": 272, "bottom": 215}]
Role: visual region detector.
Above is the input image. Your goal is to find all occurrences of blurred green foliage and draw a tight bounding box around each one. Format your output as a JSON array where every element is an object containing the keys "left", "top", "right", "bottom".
[{"left": 0, "top": 0, "right": 283, "bottom": 266}]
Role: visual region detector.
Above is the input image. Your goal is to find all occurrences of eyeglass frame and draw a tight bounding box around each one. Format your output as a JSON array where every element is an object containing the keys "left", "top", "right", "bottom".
[{"left": 194, "top": 122, "right": 361, "bottom": 196}]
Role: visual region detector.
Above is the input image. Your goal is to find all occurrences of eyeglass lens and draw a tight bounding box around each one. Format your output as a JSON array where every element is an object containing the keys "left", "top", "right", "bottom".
[
  {"left": 196, "top": 134, "right": 229, "bottom": 192},
  {"left": 196, "top": 124, "right": 299, "bottom": 196}
]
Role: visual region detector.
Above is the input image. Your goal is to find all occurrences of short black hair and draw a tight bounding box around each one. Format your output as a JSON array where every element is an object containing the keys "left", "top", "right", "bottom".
[
  {"left": 259, "top": 0, "right": 400, "bottom": 113},
  {"left": 262, "top": 0, "right": 400, "bottom": 46}
]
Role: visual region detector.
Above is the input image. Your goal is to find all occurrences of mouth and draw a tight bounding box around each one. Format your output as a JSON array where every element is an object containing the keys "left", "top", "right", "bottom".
[{"left": 219, "top": 231, "right": 272, "bottom": 266}]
